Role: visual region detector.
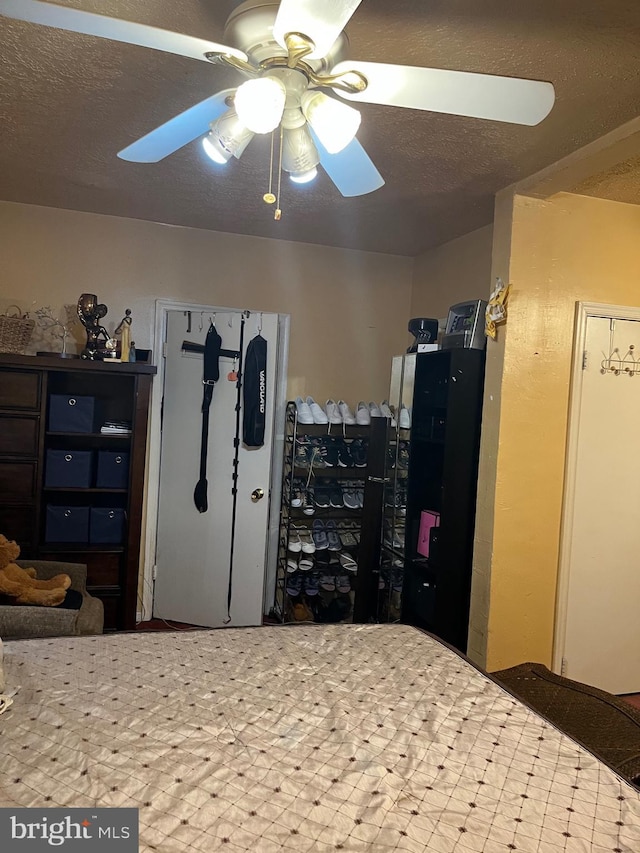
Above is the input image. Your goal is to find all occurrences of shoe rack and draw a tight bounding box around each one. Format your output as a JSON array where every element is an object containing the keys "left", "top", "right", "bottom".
[
  {"left": 273, "top": 401, "right": 387, "bottom": 624},
  {"left": 378, "top": 425, "right": 411, "bottom": 623}
]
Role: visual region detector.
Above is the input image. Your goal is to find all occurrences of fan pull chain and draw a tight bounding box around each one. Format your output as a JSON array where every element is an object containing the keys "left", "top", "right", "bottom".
[
  {"left": 274, "top": 123, "right": 284, "bottom": 221},
  {"left": 263, "top": 130, "right": 276, "bottom": 206}
]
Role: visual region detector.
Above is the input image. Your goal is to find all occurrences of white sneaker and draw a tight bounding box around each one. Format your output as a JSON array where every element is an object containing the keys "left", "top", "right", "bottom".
[
  {"left": 399, "top": 404, "right": 411, "bottom": 429},
  {"left": 338, "top": 400, "right": 356, "bottom": 425},
  {"left": 356, "top": 401, "right": 371, "bottom": 425},
  {"left": 324, "top": 399, "right": 342, "bottom": 425},
  {"left": 306, "top": 396, "right": 328, "bottom": 424},
  {"left": 379, "top": 401, "right": 397, "bottom": 427},
  {"left": 295, "top": 396, "right": 314, "bottom": 424},
  {"left": 369, "top": 401, "right": 383, "bottom": 418},
  {"left": 287, "top": 529, "right": 302, "bottom": 552},
  {"left": 294, "top": 525, "right": 316, "bottom": 554}
]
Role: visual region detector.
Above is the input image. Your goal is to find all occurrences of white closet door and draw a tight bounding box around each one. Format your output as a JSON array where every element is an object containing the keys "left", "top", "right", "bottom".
[{"left": 153, "top": 309, "right": 279, "bottom": 627}]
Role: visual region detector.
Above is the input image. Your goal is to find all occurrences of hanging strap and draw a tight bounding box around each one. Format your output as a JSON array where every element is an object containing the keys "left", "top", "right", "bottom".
[
  {"left": 224, "top": 312, "right": 246, "bottom": 623},
  {"left": 193, "top": 323, "right": 221, "bottom": 513}
]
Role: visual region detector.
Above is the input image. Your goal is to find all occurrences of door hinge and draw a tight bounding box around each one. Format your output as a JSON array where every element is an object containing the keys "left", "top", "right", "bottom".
[
  {"left": 561, "top": 657, "right": 567, "bottom": 676},
  {"left": 162, "top": 342, "right": 167, "bottom": 359},
  {"left": 152, "top": 565, "right": 158, "bottom": 581},
  {"left": 582, "top": 350, "right": 588, "bottom": 370}
]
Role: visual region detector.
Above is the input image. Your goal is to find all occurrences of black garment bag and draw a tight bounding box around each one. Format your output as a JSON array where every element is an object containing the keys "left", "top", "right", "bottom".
[{"left": 242, "top": 333, "right": 267, "bottom": 448}]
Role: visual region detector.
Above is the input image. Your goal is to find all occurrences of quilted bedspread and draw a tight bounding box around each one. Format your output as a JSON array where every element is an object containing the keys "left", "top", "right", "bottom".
[{"left": 1, "top": 624, "right": 639, "bottom": 852}]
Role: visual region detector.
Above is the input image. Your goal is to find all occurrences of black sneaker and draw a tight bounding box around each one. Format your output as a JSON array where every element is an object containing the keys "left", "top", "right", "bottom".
[
  {"left": 329, "top": 486, "right": 344, "bottom": 508},
  {"left": 338, "top": 441, "right": 355, "bottom": 468},
  {"left": 314, "top": 484, "right": 331, "bottom": 508},
  {"left": 351, "top": 439, "right": 368, "bottom": 467},
  {"left": 307, "top": 439, "right": 328, "bottom": 469},
  {"left": 302, "top": 488, "right": 315, "bottom": 515},
  {"left": 320, "top": 437, "right": 340, "bottom": 467}
]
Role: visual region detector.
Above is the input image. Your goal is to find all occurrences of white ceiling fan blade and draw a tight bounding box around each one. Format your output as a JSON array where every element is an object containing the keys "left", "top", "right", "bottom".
[
  {"left": 118, "top": 90, "right": 235, "bottom": 163},
  {"left": 0, "top": 0, "right": 247, "bottom": 64},
  {"left": 310, "top": 130, "right": 384, "bottom": 197},
  {"left": 273, "top": 0, "right": 362, "bottom": 60},
  {"left": 331, "top": 61, "right": 555, "bottom": 126}
]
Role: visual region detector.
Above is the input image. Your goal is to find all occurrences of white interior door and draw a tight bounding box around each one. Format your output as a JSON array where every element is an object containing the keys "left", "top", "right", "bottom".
[
  {"left": 153, "top": 309, "right": 280, "bottom": 627},
  {"left": 561, "top": 313, "right": 640, "bottom": 694}
]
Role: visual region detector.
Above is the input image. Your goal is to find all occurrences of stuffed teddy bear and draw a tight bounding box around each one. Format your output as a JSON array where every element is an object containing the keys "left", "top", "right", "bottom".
[{"left": 0, "top": 534, "right": 71, "bottom": 607}]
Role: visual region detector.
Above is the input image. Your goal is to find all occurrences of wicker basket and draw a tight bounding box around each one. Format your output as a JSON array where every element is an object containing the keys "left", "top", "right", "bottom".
[{"left": 0, "top": 305, "right": 35, "bottom": 354}]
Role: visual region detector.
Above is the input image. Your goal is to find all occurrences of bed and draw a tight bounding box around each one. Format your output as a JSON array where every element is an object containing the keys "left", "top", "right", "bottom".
[{"left": 1, "top": 624, "right": 639, "bottom": 852}]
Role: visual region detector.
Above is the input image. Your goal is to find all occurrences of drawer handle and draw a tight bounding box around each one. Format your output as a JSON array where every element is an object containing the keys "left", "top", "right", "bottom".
[
  {"left": 68, "top": 398, "right": 77, "bottom": 406},
  {"left": 64, "top": 509, "right": 72, "bottom": 517},
  {"left": 65, "top": 454, "right": 73, "bottom": 462},
  {"left": 115, "top": 456, "right": 122, "bottom": 464},
  {"left": 108, "top": 511, "right": 115, "bottom": 519}
]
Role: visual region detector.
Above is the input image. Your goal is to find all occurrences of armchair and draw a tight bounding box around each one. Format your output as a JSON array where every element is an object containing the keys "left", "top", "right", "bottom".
[{"left": 0, "top": 561, "right": 104, "bottom": 640}]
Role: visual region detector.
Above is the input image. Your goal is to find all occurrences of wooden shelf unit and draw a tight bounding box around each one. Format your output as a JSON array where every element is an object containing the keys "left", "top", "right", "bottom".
[{"left": 0, "top": 353, "right": 155, "bottom": 630}]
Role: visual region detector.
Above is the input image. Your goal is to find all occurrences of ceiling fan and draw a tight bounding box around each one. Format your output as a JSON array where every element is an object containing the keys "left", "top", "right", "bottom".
[{"left": 1, "top": 0, "right": 556, "bottom": 206}]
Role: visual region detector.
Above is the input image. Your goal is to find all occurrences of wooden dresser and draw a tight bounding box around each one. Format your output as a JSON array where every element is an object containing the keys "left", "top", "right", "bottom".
[{"left": 0, "top": 353, "right": 155, "bottom": 630}]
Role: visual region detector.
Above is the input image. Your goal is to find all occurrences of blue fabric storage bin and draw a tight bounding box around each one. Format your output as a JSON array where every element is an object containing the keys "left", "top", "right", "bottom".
[
  {"left": 45, "top": 449, "right": 93, "bottom": 488},
  {"left": 45, "top": 505, "right": 90, "bottom": 543},
  {"left": 49, "top": 394, "right": 95, "bottom": 433},
  {"left": 96, "top": 451, "right": 129, "bottom": 489},
  {"left": 90, "top": 507, "right": 126, "bottom": 544}
]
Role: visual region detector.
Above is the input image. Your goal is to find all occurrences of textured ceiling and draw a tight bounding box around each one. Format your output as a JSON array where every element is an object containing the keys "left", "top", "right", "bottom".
[
  {"left": 1, "top": 0, "right": 639, "bottom": 256},
  {"left": 571, "top": 155, "right": 640, "bottom": 207}
]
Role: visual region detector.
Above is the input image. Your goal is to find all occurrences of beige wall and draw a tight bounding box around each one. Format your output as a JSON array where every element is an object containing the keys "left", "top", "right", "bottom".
[
  {"left": 0, "top": 201, "right": 413, "bottom": 404},
  {"left": 484, "top": 192, "right": 640, "bottom": 671},
  {"left": 411, "top": 225, "right": 494, "bottom": 320},
  {"left": 467, "top": 195, "right": 514, "bottom": 667}
]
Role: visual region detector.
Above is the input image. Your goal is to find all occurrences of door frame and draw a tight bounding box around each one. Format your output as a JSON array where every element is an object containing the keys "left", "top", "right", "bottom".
[
  {"left": 553, "top": 300, "right": 640, "bottom": 674},
  {"left": 140, "top": 298, "right": 290, "bottom": 623}
]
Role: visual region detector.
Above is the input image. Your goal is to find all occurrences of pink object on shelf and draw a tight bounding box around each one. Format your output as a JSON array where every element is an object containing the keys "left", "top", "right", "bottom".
[{"left": 417, "top": 510, "right": 440, "bottom": 557}]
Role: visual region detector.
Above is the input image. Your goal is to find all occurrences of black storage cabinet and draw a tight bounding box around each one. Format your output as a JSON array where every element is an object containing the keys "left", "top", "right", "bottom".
[{"left": 401, "top": 348, "right": 485, "bottom": 653}]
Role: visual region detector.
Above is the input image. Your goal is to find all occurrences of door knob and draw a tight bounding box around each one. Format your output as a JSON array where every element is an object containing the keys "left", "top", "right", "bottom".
[{"left": 251, "top": 488, "right": 265, "bottom": 502}]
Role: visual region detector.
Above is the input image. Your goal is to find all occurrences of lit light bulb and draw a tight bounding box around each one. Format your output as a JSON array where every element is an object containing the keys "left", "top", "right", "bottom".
[
  {"left": 290, "top": 167, "right": 318, "bottom": 184},
  {"left": 202, "top": 136, "right": 230, "bottom": 164},
  {"left": 301, "top": 91, "right": 361, "bottom": 154},
  {"left": 282, "top": 125, "right": 319, "bottom": 177},
  {"left": 234, "top": 77, "right": 287, "bottom": 134},
  {"left": 202, "top": 108, "right": 254, "bottom": 163}
]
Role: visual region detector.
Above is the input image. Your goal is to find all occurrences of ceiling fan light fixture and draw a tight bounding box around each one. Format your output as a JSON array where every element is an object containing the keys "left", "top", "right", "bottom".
[
  {"left": 301, "top": 91, "right": 361, "bottom": 154},
  {"left": 234, "top": 76, "right": 287, "bottom": 134},
  {"left": 281, "top": 125, "right": 320, "bottom": 177},
  {"left": 202, "top": 107, "right": 254, "bottom": 164}
]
